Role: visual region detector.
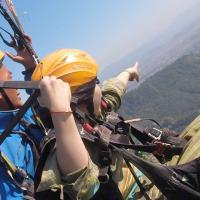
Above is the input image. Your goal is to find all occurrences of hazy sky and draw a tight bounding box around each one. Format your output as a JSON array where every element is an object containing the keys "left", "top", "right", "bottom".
[{"left": 0, "top": 0, "right": 199, "bottom": 80}]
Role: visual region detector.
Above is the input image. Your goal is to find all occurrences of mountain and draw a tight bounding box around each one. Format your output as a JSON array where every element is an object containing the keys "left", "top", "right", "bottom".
[
  {"left": 119, "top": 54, "right": 200, "bottom": 132},
  {"left": 100, "top": 2, "right": 200, "bottom": 87}
]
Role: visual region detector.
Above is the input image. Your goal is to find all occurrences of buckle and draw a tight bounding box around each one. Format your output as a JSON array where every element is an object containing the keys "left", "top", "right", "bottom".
[
  {"left": 148, "top": 128, "right": 162, "bottom": 140},
  {"left": 153, "top": 141, "right": 171, "bottom": 156}
]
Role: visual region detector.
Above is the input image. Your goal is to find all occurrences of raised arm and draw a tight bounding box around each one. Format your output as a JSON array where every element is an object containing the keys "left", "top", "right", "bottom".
[
  {"left": 116, "top": 62, "right": 139, "bottom": 89},
  {"left": 101, "top": 62, "right": 139, "bottom": 111},
  {"left": 38, "top": 76, "right": 89, "bottom": 174}
]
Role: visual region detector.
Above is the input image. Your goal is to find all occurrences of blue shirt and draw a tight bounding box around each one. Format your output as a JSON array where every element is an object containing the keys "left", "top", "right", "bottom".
[{"left": 0, "top": 108, "right": 43, "bottom": 200}]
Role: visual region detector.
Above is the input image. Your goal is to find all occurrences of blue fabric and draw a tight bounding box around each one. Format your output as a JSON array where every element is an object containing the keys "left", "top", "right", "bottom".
[
  {"left": 127, "top": 170, "right": 143, "bottom": 200},
  {"left": 0, "top": 108, "right": 43, "bottom": 200}
]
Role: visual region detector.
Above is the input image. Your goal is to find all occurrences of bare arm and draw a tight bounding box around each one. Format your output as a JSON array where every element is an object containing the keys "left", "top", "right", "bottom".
[{"left": 38, "top": 76, "right": 88, "bottom": 174}]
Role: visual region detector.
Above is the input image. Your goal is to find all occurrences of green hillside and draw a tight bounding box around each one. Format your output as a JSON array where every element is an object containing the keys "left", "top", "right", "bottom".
[{"left": 119, "top": 54, "right": 200, "bottom": 132}]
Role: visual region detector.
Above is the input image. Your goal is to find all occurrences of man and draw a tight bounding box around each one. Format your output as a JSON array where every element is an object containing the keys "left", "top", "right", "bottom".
[
  {"left": 0, "top": 50, "right": 100, "bottom": 200},
  {"left": 0, "top": 51, "right": 41, "bottom": 199},
  {"left": 30, "top": 48, "right": 140, "bottom": 199},
  {"left": 7, "top": 46, "right": 141, "bottom": 199}
]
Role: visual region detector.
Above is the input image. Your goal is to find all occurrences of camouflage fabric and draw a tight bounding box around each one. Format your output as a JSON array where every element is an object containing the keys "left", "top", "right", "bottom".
[
  {"left": 37, "top": 77, "right": 127, "bottom": 199},
  {"left": 38, "top": 78, "right": 181, "bottom": 200},
  {"left": 37, "top": 144, "right": 100, "bottom": 200},
  {"left": 169, "top": 114, "right": 200, "bottom": 165},
  {"left": 38, "top": 77, "right": 159, "bottom": 200}
]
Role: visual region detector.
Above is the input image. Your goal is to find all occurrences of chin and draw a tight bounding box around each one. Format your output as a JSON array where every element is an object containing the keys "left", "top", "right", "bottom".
[
  {"left": 15, "top": 104, "right": 22, "bottom": 109},
  {"left": 13, "top": 99, "right": 23, "bottom": 108}
]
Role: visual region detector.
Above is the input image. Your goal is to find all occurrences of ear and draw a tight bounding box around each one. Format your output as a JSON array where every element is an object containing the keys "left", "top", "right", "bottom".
[{"left": 0, "top": 93, "right": 3, "bottom": 100}]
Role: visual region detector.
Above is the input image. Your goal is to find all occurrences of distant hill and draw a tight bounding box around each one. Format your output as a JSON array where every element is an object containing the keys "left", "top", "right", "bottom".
[
  {"left": 119, "top": 54, "right": 200, "bottom": 132},
  {"left": 100, "top": 1, "right": 200, "bottom": 86}
]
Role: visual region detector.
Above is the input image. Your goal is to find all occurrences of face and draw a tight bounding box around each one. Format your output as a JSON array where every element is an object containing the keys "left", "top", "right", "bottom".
[
  {"left": 76, "top": 84, "right": 102, "bottom": 118},
  {"left": 0, "top": 64, "right": 22, "bottom": 110}
]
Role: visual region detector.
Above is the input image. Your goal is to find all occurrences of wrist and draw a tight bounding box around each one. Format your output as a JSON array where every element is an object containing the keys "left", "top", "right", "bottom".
[
  {"left": 50, "top": 110, "right": 72, "bottom": 115},
  {"left": 50, "top": 104, "right": 72, "bottom": 114},
  {"left": 124, "top": 69, "right": 132, "bottom": 76},
  {"left": 23, "top": 63, "right": 36, "bottom": 70}
]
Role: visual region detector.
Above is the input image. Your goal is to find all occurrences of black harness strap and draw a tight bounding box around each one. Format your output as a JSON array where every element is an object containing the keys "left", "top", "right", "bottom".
[
  {"left": 90, "top": 176, "right": 124, "bottom": 200},
  {"left": 72, "top": 105, "right": 185, "bottom": 163},
  {"left": 0, "top": 90, "right": 40, "bottom": 145},
  {"left": 111, "top": 144, "right": 200, "bottom": 200},
  {"left": 124, "top": 159, "right": 151, "bottom": 200},
  {"left": 95, "top": 125, "right": 112, "bottom": 183},
  {"left": 0, "top": 151, "right": 35, "bottom": 198}
]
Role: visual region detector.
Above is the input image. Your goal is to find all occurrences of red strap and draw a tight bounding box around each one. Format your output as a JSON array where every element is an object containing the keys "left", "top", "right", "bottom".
[
  {"left": 153, "top": 141, "right": 165, "bottom": 155},
  {"left": 101, "top": 99, "right": 108, "bottom": 110},
  {"left": 83, "top": 123, "right": 94, "bottom": 134}
]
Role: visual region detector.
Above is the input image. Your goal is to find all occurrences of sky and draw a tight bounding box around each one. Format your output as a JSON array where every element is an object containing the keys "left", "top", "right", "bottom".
[{"left": 0, "top": 0, "right": 199, "bottom": 82}]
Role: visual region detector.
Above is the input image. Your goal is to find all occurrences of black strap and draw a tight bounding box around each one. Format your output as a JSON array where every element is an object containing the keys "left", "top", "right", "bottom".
[
  {"left": 95, "top": 125, "right": 112, "bottom": 183},
  {"left": 90, "top": 175, "right": 124, "bottom": 200},
  {"left": 0, "top": 151, "right": 35, "bottom": 197},
  {"left": 111, "top": 144, "right": 200, "bottom": 200},
  {"left": 124, "top": 159, "right": 151, "bottom": 200},
  {"left": 0, "top": 90, "right": 40, "bottom": 145},
  {"left": 0, "top": 26, "right": 16, "bottom": 47},
  {"left": 0, "top": 3, "right": 39, "bottom": 63}
]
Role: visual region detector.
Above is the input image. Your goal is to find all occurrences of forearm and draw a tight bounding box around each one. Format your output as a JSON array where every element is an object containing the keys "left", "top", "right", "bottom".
[
  {"left": 115, "top": 62, "right": 139, "bottom": 88},
  {"left": 51, "top": 112, "right": 88, "bottom": 175},
  {"left": 116, "top": 71, "right": 130, "bottom": 90},
  {"left": 101, "top": 78, "right": 126, "bottom": 111}
]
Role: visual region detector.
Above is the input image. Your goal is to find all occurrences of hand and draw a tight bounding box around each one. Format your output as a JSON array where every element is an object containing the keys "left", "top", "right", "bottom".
[
  {"left": 38, "top": 76, "right": 72, "bottom": 112},
  {"left": 125, "top": 62, "right": 139, "bottom": 82},
  {"left": 6, "top": 34, "right": 36, "bottom": 69}
]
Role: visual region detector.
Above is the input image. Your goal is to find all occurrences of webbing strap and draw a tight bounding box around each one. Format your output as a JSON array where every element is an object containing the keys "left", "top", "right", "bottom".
[
  {"left": 0, "top": 151, "right": 34, "bottom": 194},
  {"left": 111, "top": 144, "right": 200, "bottom": 200},
  {"left": 0, "top": 26, "right": 15, "bottom": 47},
  {"left": 124, "top": 159, "right": 151, "bottom": 200},
  {"left": 0, "top": 90, "right": 40, "bottom": 145}
]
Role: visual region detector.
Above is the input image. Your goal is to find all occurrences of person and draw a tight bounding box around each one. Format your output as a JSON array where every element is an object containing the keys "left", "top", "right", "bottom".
[
  {"left": 31, "top": 49, "right": 140, "bottom": 200},
  {"left": 0, "top": 50, "right": 99, "bottom": 200},
  {"left": 31, "top": 50, "right": 200, "bottom": 200},
  {"left": 5, "top": 46, "right": 139, "bottom": 198},
  {"left": 8, "top": 45, "right": 200, "bottom": 200},
  {"left": 1, "top": 50, "right": 96, "bottom": 200},
  {"left": 0, "top": 50, "right": 44, "bottom": 199}
]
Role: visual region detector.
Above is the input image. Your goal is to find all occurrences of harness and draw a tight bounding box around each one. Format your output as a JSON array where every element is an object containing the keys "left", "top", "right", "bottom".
[
  {"left": 0, "top": 131, "right": 37, "bottom": 198},
  {"left": 0, "top": 80, "right": 194, "bottom": 199},
  {"left": 0, "top": 83, "right": 42, "bottom": 199}
]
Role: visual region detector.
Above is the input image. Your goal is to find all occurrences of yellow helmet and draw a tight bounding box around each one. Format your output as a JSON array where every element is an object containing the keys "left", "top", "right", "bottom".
[
  {"left": 32, "top": 49, "right": 98, "bottom": 92},
  {"left": 0, "top": 51, "right": 5, "bottom": 64}
]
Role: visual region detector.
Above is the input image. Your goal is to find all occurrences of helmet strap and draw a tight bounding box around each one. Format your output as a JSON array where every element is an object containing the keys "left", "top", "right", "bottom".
[{"left": 86, "top": 97, "right": 94, "bottom": 115}]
